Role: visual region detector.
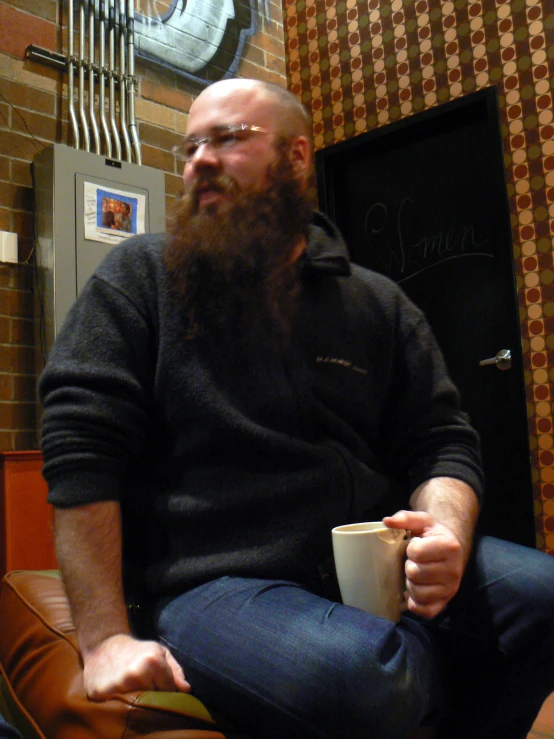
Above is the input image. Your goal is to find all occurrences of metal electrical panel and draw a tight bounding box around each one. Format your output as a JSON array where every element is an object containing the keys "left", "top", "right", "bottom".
[{"left": 33, "top": 143, "right": 166, "bottom": 364}]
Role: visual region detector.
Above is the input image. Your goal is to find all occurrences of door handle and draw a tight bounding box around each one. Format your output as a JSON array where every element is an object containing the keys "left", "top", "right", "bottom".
[{"left": 479, "top": 349, "right": 511, "bottom": 370}]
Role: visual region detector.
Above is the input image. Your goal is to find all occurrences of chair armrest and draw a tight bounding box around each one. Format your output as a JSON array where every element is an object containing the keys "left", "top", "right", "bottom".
[
  {"left": 0, "top": 570, "right": 246, "bottom": 738},
  {"left": 119, "top": 690, "right": 216, "bottom": 723}
]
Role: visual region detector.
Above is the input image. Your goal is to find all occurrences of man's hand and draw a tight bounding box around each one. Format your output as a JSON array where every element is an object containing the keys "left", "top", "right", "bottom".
[
  {"left": 383, "top": 510, "right": 465, "bottom": 620},
  {"left": 54, "top": 504, "right": 191, "bottom": 701},
  {"left": 83, "top": 634, "right": 191, "bottom": 701}
]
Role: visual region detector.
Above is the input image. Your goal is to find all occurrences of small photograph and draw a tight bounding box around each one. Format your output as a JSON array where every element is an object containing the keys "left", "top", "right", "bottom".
[
  {"left": 98, "top": 194, "right": 137, "bottom": 234},
  {"left": 84, "top": 182, "right": 145, "bottom": 245}
]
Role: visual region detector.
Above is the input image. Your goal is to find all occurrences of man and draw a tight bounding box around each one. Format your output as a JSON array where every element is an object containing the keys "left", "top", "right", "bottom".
[
  {"left": 40, "top": 78, "right": 554, "bottom": 739},
  {"left": 119, "top": 202, "right": 132, "bottom": 232},
  {"left": 101, "top": 199, "right": 115, "bottom": 228}
]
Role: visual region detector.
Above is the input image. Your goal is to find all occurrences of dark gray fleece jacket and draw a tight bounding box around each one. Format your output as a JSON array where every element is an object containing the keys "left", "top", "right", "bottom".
[{"left": 39, "top": 212, "right": 483, "bottom": 602}]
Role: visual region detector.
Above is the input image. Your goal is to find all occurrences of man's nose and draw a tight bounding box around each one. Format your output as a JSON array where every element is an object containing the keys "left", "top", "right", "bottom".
[
  {"left": 183, "top": 146, "right": 221, "bottom": 185},
  {"left": 188, "top": 141, "right": 221, "bottom": 170}
]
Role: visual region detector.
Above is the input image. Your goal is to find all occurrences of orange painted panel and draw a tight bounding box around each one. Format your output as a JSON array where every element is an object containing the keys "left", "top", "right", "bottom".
[{"left": 0, "top": 451, "right": 57, "bottom": 575}]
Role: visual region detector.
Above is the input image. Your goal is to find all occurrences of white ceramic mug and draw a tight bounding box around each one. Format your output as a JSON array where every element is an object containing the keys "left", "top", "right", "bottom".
[{"left": 331, "top": 521, "right": 408, "bottom": 622}]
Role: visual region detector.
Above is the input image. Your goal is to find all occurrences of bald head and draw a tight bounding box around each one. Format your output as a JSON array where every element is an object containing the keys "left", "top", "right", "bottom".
[
  {"left": 184, "top": 78, "right": 314, "bottom": 190},
  {"left": 191, "top": 78, "right": 312, "bottom": 149}
]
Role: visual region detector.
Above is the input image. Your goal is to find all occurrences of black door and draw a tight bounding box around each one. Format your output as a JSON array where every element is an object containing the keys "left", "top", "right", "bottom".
[{"left": 316, "top": 87, "right": 535, "bottom": 547}]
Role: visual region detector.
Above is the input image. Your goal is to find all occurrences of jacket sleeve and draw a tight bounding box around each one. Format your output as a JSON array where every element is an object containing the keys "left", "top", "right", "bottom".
[
  {"left": 39, "top": 264, "right": 158, "bottom": 508},
  {"left": 381, "top": 290, "right": 484, "bottom": 502}
]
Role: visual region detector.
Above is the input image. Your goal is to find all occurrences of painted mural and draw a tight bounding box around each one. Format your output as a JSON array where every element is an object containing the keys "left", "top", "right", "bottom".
[{"left": 134, "top": 0, "right": 270, "bottom": 86}]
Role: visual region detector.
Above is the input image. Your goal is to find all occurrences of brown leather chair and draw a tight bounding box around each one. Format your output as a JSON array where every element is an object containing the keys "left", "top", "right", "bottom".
[
  {"left": 0, "top": 570, "right": 437, "bottom": 739},
  {"left": 0, "top": 570, "right": 248, "bottom": 739}
]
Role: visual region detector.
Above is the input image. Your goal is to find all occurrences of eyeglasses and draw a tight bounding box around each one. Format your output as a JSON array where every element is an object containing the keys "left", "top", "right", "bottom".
[{"left": 172, "top": 123, "right": 269, "bottom": 163}]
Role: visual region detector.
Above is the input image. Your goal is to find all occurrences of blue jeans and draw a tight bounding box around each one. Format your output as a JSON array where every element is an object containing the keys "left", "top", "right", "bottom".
[{"left": 155, "top": 537, "right": 554, "bottom": 739}]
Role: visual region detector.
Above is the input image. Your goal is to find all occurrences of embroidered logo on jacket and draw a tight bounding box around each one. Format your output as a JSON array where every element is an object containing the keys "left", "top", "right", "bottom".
[{"left": 316, "top": 356, "right": 368, "bottom": 375}]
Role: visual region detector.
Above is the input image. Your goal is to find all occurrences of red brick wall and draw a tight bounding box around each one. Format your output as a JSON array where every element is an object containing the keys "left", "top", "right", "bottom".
[{"left": 0, "top": 0, "right": 286, "bottom": 450}]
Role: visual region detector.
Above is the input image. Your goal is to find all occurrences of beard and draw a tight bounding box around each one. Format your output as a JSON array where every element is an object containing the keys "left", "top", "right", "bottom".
[{"left": 164, "top": 141, "right": 314, "bottom": 348}]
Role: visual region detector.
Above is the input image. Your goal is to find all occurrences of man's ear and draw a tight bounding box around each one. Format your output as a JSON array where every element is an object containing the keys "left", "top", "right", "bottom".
[{"left": 288, "top": 135, "right": 311, "bottom": 183}]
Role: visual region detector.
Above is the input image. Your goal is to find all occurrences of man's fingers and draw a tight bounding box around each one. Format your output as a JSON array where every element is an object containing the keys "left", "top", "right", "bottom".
[
  {"left": 405, "top": 592, "right": 449, "bottom": 620},
  {"left": 407, "top": 533, "right": 459, "bottom": 563},
  {"left": 87, "top": 668, "right": 145, "bottom": 700},
  {"left": 384, "top": 511, "right": 466, "bottom": 619},
  {"left": 164, "top": 648, "right": 192, "bottom": 693},
  {"left": 383, "top": 510, "right": 435, "bottom": 536},
  {"left": 152, "top": 663, "right": 182, "bottom": 692},
  {"left": 83, "top": 636, "right": 192, "bottom": 700},
  {"left": 405, "top": 558, "right": 446, "bottom": 584},
  {"left": 148, "top": 647, "right": 190, "bottom": 693},
  {"left": 404, "top": 561, "right": 461, "bottom": 618},
  {"left": 405, "top": 578, "right": 449, "bottom": 604}
]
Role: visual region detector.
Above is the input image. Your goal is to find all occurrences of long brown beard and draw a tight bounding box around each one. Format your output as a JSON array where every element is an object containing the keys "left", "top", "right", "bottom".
[{"left": 164, "top": 142, "right": 314, "bottom": 347}]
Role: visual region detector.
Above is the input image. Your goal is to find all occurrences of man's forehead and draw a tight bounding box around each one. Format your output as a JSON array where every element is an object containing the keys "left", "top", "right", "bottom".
[{"left": 188, "top": 83, "right": 273, "bottom": 129}]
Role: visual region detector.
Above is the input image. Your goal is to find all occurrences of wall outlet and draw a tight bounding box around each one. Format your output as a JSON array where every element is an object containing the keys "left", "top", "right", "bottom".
[{"left": 0, "top": 231, "right": 18, "bottom": 263}]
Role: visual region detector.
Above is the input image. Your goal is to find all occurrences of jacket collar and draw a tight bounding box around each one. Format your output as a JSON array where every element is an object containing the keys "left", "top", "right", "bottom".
[{"left": 302, "top": 211, "right": 351, "bottom": 277}]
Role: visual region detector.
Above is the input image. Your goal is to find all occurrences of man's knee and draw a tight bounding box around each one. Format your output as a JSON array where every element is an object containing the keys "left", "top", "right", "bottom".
[
  {"left": 473, "top": 537, "right": 554, "bottom": 626},
  {"left": 292, "top": 618, "right": 438, "bottom": 737},
  {"left": 446, "top": 536, "right": 554, "bottom": 676}
]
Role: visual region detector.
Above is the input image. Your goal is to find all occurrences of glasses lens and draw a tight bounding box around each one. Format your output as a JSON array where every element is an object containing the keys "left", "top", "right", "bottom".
[
  {"left": 181, "top": 139, "right": 199, "bottom": 160},
  {"left": 211, "top": 127, "right": 238, "bottom": 150},
  {"left": 176, "top": 125, "right": 251, "bottom": 161}
]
